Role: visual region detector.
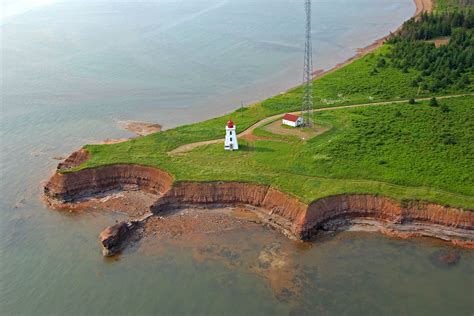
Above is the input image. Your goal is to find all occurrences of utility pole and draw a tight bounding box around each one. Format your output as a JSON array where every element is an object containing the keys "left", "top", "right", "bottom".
[{"left": 301, "top": 0, "right": 314, "bottom": 128}]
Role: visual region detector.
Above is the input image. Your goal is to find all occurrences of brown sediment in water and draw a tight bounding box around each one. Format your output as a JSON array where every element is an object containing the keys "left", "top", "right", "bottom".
[
  {"left": 140, "top": 207, "right": 306, "bottom": 300},
  {"left": 117, "top": 120, "right": 162, "bottom": 136},
  {"left": 44, "top": 156, "right": 474, "bottom": 249}
]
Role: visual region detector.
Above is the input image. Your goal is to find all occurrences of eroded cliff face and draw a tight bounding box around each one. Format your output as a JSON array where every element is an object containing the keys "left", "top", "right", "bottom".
[
  {"left": 261, "top": 188, "right": 308, "bottom": 235},
  {"left": 44, "top": 161, "right": 474, "bottom": 248},
  {"left": 57, "top": 148, "right": 90, "bottom": 171},
  {"left": 303, "top": 195, "right": 474, "bottom": 231},
  {"left": 152, "top": 183, "right": 306, "bottom": 237},
  {"left": 44, "top": 164, "right": 173, "bottom": 202},
  {"left": 156, "top": 182, "right": 270, "bottom": 206}
]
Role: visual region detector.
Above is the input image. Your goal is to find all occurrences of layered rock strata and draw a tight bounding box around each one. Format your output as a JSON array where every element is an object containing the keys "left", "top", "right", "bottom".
[
  {"left": 45, "top": 164, "right": 173, "bottom": 202},
  {"left": 44, "top": 161, "right": 474, "bottom": 249}
]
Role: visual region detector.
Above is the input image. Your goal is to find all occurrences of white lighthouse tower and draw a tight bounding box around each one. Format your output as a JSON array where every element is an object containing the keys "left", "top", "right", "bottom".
[{"left": 224, "top": 119, "right": 239, "bottom": 151}]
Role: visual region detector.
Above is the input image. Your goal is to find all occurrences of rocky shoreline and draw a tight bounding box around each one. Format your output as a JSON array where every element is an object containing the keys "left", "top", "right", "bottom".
[
  {"left": 40, "top": 0, "right": 448, "bottom": 257},
  {"left": 44, "top": 159, "right": 474, "bottom": 255}
]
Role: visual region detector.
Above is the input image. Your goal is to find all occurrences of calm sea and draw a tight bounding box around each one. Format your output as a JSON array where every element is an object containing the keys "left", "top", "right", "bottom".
[{"left": 1, "top": 0, "right": 473, "bottom": 314}]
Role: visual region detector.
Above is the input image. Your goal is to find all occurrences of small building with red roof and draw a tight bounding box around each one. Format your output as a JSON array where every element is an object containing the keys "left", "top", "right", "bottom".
[{"left": 282, "top": 113, "right": 303, "bottom": 127}]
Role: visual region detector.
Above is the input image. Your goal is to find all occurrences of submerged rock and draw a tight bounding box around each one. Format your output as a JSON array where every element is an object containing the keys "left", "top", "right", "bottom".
[{"left": 430, "top": 250, "right": 461, "bottom": 269}]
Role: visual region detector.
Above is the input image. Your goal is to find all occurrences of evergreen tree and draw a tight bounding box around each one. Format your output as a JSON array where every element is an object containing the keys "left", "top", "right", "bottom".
[{"left": 386, "top": 9, "right": 473, "bottom": 93}]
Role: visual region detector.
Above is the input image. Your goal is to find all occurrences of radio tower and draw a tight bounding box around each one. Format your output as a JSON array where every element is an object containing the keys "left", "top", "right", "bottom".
[{"left": 301, "top": 0, "right": 313, "bottom": 127}]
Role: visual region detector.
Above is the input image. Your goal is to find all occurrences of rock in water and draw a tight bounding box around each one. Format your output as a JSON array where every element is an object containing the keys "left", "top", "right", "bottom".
[
  {"left": 430, "top": 250, "right": 461, "bottom": 269},
  {"left": 99, "top": 222, "right": 134, "bottom": 257}
]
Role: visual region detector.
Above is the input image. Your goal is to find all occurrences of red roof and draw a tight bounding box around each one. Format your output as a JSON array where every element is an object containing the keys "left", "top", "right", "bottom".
[
  {"left": 227, "top": 120, "right": 234, "bottom": 128},
  {"left": 282, "top": 114, "right": 300, "bottom": 122}
]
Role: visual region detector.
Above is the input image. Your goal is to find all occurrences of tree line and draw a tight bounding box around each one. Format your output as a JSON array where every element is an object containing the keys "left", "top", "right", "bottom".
[
  {"left": 397, "top": 10, "right": 473, "bottom": 40},
  {"left": 384, "top": 10, "right": 473, "bottom": 92}
]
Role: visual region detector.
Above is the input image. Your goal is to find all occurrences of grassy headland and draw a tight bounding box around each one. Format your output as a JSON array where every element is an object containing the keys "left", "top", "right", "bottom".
[{"left": 67, "top": 4, "right": 474, "bottom": 209}]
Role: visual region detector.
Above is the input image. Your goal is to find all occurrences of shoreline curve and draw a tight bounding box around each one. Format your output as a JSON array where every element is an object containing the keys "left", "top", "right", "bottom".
[
  {"left": 44, "top": 163, "right": 474, "bottom": 250},
  {"left": 311, "top": 0, "right": 432, "bottom": 82},
  {"left": 42, "top": 0, "right": 467, "bottom": 255}
]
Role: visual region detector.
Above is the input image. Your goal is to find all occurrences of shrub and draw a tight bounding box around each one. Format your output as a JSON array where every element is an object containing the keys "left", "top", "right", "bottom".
[
  {"left": 369, "top": 68, "right": 379, "bottom": 76},
  {"left": 408, "top": 98, "right": 416, "bottom": 104},
  {"left": 430, "top": 97, "right": 439, "bottom": 107},
  {"left": 377, "top": 58, "right": 387, "bottom": 68},
  {"left": 440, "top": 104, "right": 450, "bottom": 112},
  {"left": 442, "top": 134, "right": 457, "bottom": 145}
]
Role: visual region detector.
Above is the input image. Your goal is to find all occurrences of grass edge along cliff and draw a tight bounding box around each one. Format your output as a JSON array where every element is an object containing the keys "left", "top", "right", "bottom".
[{"left": 58, "top": 1, "right": 474, "bottom": 210}]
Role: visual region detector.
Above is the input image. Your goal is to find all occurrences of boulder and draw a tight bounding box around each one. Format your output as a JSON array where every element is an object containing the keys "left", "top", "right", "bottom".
[{"left": 99, "top": 221, "right": 134, "bottom": 257}]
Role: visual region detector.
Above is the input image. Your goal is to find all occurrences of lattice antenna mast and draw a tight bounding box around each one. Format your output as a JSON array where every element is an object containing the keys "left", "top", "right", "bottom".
[{"left": 302, "top": 0, "right": 313, "bottom": 127}]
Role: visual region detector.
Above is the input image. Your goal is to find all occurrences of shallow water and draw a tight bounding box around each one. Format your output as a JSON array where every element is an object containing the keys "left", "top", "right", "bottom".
[{"left": 1, "top": 0, "right": 473, "bottom": 314}]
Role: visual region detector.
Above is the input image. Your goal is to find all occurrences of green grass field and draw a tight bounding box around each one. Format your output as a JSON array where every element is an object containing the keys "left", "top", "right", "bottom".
[
  {"left": 76, "top": 95, "right": 474, "bottom": 208},
  {"left": 67, "top": 1, "right": 474, "bottom": 209},
  {"left": 79, "top": 43, "right": 472, "bottom": 156}
]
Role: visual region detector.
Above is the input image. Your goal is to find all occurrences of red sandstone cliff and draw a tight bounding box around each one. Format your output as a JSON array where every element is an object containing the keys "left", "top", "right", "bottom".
[
  {"left": 57, "top": 148, "right": 90, "bottom": 171},
  {"left": 44, "top": 160, "right": 474, "bottom": 248},
  {"left": 303, "top": 195, "right": 474, "bottom": 233},
  {"left": 45, "top": 164, "right": 173, "bottom": 202}
]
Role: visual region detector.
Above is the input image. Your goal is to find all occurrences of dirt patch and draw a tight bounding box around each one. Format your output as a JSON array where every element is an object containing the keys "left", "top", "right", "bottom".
[
  {"left": 428, "top": 37, "right": 450, "bottom": 48},
  {"left": 414, "top": 0, "right": 433, "bottom": 18},
  {"left": 263, "top": 120, "right": 329, "bottom": 141}
]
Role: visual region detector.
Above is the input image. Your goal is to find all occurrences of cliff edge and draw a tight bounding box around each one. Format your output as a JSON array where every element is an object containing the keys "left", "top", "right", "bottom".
[{"left": 44, "top": 152, "right": 474, "bottom": 250}]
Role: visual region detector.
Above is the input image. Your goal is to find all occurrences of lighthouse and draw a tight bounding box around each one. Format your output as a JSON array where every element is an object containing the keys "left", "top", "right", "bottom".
[{"left": 224, "top": 120, "right": 239, "bottom": 151}]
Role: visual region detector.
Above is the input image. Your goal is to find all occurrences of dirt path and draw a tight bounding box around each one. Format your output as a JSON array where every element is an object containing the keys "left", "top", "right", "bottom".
[
  {"left": 169, "top": 0, "right": 437, "bottom": 155},
  {"left": 169, "top": 0, "right": 436, "bottom": 154},
  {"left": 169, "top": 94, "right": 472, "bottom": 154}
]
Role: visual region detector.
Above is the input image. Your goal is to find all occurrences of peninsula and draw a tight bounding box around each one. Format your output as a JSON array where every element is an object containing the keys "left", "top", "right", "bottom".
[{"left": 44, "top": 0, "right": 474, "bottom": 255}]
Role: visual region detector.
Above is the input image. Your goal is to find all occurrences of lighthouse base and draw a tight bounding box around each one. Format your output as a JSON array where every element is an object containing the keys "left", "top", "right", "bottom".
[{"left": 224, "top": 144, "right": 238, "bottom": 151}]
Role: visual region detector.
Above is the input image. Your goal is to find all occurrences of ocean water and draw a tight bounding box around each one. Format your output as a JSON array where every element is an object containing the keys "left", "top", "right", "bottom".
[{"left": 1, "top": 0, "right": 473, "bottom": 314}]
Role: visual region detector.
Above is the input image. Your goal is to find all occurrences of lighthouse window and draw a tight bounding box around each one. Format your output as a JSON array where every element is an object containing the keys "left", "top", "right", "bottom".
[
  {"left": 230, "top": 138, "right": 233, "bottom": 141},
  {"left": 230, "top": 131, "right": 232, "bottom": 135}
]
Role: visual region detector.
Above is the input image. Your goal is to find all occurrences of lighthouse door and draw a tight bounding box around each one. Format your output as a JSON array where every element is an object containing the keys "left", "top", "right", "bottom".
[{"left": 229, "top": 144, "right": 233, "bottom": 150}]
